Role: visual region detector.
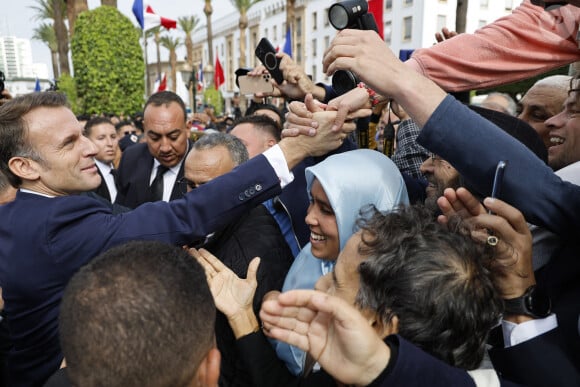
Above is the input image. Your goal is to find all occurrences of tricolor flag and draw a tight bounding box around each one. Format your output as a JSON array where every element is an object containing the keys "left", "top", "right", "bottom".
[
  {"left": 132, "top": 0, "right": 177, "bottom": 31},
  {"left": 197, "top": 62, "right": 203, "bottom": 92},
  {"left": 34, "top": 77, "right": 41, "bottom": 92},
  {"left": 214, "top": 55, "right": 225, "bottom": 89},
  {"left": 153, "top": 73, "right": 167, "bottom": 93},
  {"left": 282, "top": 26, "right": 292, "bottom": 57}
]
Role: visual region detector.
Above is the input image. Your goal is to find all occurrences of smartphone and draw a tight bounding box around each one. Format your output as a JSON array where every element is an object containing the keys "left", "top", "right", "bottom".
[
  {"left": 238, "top": 74, "right": 274, "bottom": 95},
  {"left": 255, "top": 38, "right": 285, "bottom": 84},
  {"left": 488, "top": 160, "right": 507, "bottom": 214}
]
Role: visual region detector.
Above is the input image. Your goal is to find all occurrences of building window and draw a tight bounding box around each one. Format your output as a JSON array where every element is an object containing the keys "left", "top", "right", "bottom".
[
  {"left": 384, "top": 21, "right": 392, "bottom": 44},
  {"left": 312, "top": 65, "right": 317, "bottom": 82},
  {"left": 264, "top": 28, "right": 268, "bottom": 40},
  {"left": 436, "top": 15, "right": 446, "bottom": 32},
  {"left": 324, "top": 8, "right": 330, "bottom": 26},
  {"left": 404, "top": 0, "right": 413, "bottom": 5},
  {"left": 324, "top": 35, "right": 330, "bottom": 50},
  {"left": 296, "top": 42, "right": 302, "bottom": 63},
  {"left": 504, "top": 0, "right": 513, "bottom": 10},
  {"left": 312, "top": 38, "right": 317, "bottom": 57},
  {"left": 480, "top": 0, "right": 489, "bottom": 9},
  {"left": 385, "top": 0, "right": 392, "bottom": 10},
  {"left": 403, "top": 16, "right": 412, "bottom": 41},
  {"left": 296, "top": 17, "right": 302, "bottom": 37},
  {"left": 312, "top": 11, "right": 317, "bottom": 30},
  {"left": 478, "top": 19, "right": 487, "bottom": 28},
  {"left": 273, "top": 25, "right": 277, "bottom": 40}
]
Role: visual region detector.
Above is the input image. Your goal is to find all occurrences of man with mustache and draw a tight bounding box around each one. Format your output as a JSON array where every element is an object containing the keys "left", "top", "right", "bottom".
[{"left": 115, "top": 91, "right": 193, "bottom": 208}]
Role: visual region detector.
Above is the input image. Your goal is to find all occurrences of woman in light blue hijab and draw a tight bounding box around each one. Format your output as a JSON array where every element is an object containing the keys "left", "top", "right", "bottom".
[{"left": 275, "top": 148, "right": 409, "bottom": 375}]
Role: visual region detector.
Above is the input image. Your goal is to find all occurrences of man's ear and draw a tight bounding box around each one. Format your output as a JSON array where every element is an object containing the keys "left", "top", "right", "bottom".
[
  {"left": 8, "top": 157, "right": 41, "bottom": 181},
  {"left": 267, "top": 139, "right": 276, "bottom": 149},
  {"left": 194, "top": 348, "right": 221, "bottom": 387},
  {"left": 362, "top": 309, "right": 399, "bottom": 338}
]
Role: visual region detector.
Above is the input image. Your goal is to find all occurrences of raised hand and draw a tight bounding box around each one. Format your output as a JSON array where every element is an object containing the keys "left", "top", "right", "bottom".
[
  {"left": 260, "top": 289, "right": 391, "bottom": 386},
  {"left": 189, "top": 248, "right": 260, "bottom": 319},
  {"left": 434, "top": 27, "right": 458, "bottom": 43},
  {"left": 437, "top": 188, "right": 534, "bottom": 299}
]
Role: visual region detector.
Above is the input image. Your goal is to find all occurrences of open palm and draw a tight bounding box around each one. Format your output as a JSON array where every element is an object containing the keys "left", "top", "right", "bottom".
[{"left": 189, "top": 248, "right": 260, "bottom": 318}]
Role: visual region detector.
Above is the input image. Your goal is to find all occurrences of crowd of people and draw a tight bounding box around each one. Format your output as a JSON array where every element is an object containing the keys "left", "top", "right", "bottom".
[{"left": 0, "top": 0, "right": 579, "bottom": 386}]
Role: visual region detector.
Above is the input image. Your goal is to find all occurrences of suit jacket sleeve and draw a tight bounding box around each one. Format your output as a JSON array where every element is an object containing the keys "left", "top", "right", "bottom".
[
  {"left": 48, "top": 154, "right": 283, "bottom": 259},
  {"left": 417, "top": 95, "right": 580, "bottom": 237},
  {"left": 489, "top": 327, "right": 580, "bottom": 387}
]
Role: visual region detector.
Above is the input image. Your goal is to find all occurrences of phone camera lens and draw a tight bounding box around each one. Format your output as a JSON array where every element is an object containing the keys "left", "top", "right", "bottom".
[{"left": 264, "top": 52, "right": 277, "bottom": 70}]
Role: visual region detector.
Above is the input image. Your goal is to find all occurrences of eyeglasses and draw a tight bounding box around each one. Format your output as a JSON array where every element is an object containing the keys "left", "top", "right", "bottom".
[{"left": 177, "top": 177, "right": 196, "bottom": 194}]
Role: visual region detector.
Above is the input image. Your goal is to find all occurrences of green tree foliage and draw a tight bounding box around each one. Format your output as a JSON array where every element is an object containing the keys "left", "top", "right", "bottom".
[
  {"left": 71, "top": 6, "right": 144, "bottom": 114},
  {"left": 58, "top": 74, "right": 80, "bottom": 114},
  {"left": 203, "top": 88, "right": 223, "bottom": 115}
]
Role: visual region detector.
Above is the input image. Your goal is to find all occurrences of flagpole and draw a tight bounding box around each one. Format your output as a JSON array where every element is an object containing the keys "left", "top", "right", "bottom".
[{"left": 144, "top": 28, "right": 150, "bottom": 97}]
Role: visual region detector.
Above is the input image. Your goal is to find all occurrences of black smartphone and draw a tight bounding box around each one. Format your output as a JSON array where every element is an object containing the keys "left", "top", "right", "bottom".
[
  {"left": 488, "top": 160, "right": 507, "bottom": 214},
  {"left": 255, "top": 38, "right": 284, "bottom": 84}
]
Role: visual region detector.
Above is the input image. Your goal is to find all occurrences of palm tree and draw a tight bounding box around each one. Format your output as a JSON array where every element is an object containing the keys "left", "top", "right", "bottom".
[
  {"left": 159, "top": 35, "right": 182, "bottom": 92},
  {"left": 30, "top": 0, "right": 70, "bottom": 75},
  {"left": 455, "top": 0, "right": 468, "bottom": 33},
  {"left": 66, "top": 0, "right": 88, "bottom": 37},
  {"left": 204, "top": 0, "right": 214, "bottom": 66},
  {"left": 146, "top": 26, "right": 163, "bottom": 79},
  {"left": 230, "top": 0, "right": 263, "bottom": 69},
  {"left": 32, "top": 23, "right": 59, "bottom": 78},
  {"left": 178, "top": 15, "right": 200, "bottom": 68}
]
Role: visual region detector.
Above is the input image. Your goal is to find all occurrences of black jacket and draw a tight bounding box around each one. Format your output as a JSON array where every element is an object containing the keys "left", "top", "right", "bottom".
[{"left": 202, "top": 204, "right": 294, "bottom": 387}]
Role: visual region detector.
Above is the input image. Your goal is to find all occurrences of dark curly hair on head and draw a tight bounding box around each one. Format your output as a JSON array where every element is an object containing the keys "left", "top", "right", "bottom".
[{"left": 355, "top": 205, "right": 502, "bottom": 370}]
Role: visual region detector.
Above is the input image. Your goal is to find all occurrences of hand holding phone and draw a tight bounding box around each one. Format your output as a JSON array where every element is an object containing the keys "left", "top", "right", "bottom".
[
  {"left": 238, "top": 74, "right": 274, "bottom": 95},
  {"left": 255, "top": 38, "right": 285, "bottom": 84}
]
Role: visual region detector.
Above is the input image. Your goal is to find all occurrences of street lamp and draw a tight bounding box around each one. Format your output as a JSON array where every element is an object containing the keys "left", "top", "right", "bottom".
[
  {"left": 203, "top": 64, "right": 214, "bottom": 89},
  {"left": 179, "top": 63, "right": 198, "bottom": 113}
]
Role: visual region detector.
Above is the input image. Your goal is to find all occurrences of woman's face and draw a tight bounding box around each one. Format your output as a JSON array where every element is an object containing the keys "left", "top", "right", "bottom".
[
  {"left": 314, "top": 232, "right": 363, "bottom": 305},
  {"left": 305, "top": 178, "right": 340, "bottom": 260}
]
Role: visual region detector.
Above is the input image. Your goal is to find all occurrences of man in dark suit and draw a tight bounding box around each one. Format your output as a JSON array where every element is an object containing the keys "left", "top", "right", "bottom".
[
  {"left": 184, "top": 132, "right": 294, "bottom": 387},
  {"left": 0, "top": 91, "right": 348, "bottom": 386},
  {"left": 115, "top": 91, "right": 193, "bottom": 208},
  {"left": 84, "top": 117, "right": 119, "bottom": 202}
]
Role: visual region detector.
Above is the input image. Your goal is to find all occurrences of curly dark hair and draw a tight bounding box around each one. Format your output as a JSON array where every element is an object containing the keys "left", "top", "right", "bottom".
[{"left": 355, "top": 205, "right": 502, "bottom": 370}]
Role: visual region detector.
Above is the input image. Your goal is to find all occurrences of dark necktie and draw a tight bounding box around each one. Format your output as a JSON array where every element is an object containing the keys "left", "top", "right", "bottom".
[
  {"left": 109, "top": 168, "right": 119, "bottom": 191},
  {"left": 150, "top": 165, "right": 169, "bottom": 201}
]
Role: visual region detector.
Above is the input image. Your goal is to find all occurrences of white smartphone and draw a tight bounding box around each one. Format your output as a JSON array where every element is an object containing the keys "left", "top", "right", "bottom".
[{"left": 238, "top": 74, "right": 274, "bottom": 95}]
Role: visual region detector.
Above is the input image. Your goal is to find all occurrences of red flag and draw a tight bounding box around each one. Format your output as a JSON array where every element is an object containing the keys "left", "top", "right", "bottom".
[
  {"left": 157, "top": 73, "right": 167, "bottom": 92},
  {"left": 368, "top": 0, "right": 384, "bottom": 39},
  {"left": 214, "top": 54, "right": 225, "bottom": 89}
]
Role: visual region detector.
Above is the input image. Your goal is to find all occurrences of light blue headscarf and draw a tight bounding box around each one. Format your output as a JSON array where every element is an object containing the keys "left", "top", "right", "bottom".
[{"left": 275, "top": 149, "right": 409, "bottom": 375}]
